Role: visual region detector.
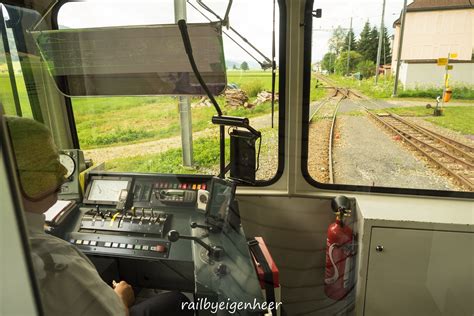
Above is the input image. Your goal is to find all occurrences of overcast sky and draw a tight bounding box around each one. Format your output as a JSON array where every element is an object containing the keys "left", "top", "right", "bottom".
[
  {"left": 312, "top": 0, "right": 411, "bottom": 61},
  {"left": 59, "top": 0, "right": 412, "bottom": 65}
]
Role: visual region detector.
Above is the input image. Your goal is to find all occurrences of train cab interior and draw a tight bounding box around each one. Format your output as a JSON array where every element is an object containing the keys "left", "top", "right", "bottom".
[{"left": 1, "top": 0, "right": 473, "bottom": 315}]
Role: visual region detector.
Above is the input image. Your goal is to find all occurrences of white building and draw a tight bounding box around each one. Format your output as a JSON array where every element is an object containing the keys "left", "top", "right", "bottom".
[{"left": 392, "top": 0, "right": 474, "bottom": 89}]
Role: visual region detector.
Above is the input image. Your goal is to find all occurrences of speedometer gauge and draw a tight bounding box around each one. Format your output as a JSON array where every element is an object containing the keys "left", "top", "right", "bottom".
[{"left": 59, "top": 153, "right": 76, "bottom": 180}]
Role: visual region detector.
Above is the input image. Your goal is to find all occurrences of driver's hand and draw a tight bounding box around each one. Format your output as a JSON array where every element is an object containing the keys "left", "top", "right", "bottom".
[{"left": 113, "top": 280, "right": 135, "bottom": 308}]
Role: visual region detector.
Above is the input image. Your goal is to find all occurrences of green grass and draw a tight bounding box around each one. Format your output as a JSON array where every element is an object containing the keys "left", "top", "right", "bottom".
[
  {"left": 1, "top": 70, "right": 278, "bottom": 149},
  {"left": 380, "top": 106, "right": 474, "bottom": 135},
  {"left": 106, "top": 126, "right": 278, "bottom": 175},
  {"left": 398, "top": 86, "right": 474, "bottom": 100},
  {"left": 326, "top": 74, "right": 394, "bottom": 99},
  {"left": 0, "top": 73, "right": 32, "bottom": 117},
  {"left": 74, "top": 94, "right": 277, "bottom": 149},
  {"left": 227, "top": 70, "right": 279, "bottom": 94},
  {"left": 311, "top": 75, "right": 329, "bottom": 102},
  {"left": 321, "top": 74, "right": 474, "bottom": 100},
  {"left": 106, "top": 137, "right": 229, "bottom": 174},
  {"left": 73, "top": 71, "right": 279, "bottom": 149}
]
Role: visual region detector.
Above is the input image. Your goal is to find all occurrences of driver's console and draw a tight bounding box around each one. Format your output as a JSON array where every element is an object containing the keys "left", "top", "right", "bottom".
[{"left": 51, "top": 172, "right": 266, "bottom": 315}]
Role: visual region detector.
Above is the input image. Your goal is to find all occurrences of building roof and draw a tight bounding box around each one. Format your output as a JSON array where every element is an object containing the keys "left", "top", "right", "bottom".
[
  {"left": 393, "top": 0, "right": 474, "bottom": 26},
  {"left": 407, "top": 0, "right": 473, "bottom": 12}
]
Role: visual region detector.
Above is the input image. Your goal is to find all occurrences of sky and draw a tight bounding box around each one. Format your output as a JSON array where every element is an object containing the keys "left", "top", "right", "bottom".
[
  {"left": 311, "top": 0, "right": 411, "bottom": 61},
  {"left": 58, "top": 0, "right": 412, "bottom": 66}
]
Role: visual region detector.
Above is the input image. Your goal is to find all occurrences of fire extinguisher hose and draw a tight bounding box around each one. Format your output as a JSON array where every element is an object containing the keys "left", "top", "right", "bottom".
[{"left": 325, "top": 243, "right": 339, "bottom": 285}]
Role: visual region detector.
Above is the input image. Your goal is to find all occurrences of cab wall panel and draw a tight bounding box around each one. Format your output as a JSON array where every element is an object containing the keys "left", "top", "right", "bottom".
[{"left": 238, "top": 196, "right": 359, "bottom": 315}]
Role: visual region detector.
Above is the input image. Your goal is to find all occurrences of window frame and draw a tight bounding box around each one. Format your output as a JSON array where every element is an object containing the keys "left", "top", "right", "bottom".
[
  {"left": 300, "top": 0, "right": 473, "bottom": 199},
  {"left": 52, "top": 0, "right": 286, "bottom": 187}
]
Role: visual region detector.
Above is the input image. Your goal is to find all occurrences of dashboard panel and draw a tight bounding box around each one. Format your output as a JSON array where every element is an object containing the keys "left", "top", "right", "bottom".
[{"left": 52, "top": 171, "right": 265, "bottom": 314}]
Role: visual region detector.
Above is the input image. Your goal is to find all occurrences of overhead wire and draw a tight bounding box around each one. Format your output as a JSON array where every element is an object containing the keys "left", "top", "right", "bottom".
[
  {"left": 193, "top": 0, "right": 272, "bottom": 67},
  {"left": 186, "top": 0, "right": 264, "bottom": 67}
]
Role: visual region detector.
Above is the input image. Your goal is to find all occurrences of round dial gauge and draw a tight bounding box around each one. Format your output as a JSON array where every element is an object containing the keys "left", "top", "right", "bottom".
[{"left": 59, "top": 153, "right": 76, "bottom": 179}]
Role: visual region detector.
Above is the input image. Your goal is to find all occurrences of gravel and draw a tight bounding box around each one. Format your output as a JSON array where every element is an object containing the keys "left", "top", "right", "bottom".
[
  {"left": 332, "top": 113, "right": 457, "bottom": 190},
  {"left": 308, "top": 119, "right": 332, "bottom": 183}
]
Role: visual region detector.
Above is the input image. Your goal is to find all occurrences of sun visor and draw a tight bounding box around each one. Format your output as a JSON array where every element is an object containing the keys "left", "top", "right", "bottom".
[{"left": 30, "top": 22, "right": 227, "bottom": 97}]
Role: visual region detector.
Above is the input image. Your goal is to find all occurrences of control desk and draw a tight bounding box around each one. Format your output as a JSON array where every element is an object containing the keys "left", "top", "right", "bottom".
[{"left": 53, "top": 171, "right": 265, "bottom": 315}]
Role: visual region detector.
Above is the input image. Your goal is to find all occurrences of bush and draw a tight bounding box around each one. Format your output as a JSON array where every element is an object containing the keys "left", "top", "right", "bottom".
[
  {"left": 240, "top": 80, "right": 265, "bottom": 97},
  {"left": 334, "top": 51, "right": 362, "bottom": 75},
  {"left": 356, "top": 60, "right": 375, "bottom": 78}
]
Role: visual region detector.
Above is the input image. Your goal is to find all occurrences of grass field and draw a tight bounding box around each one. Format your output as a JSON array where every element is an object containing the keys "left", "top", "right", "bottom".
[
  {"left": 381, "top": 106, "right": 474, "bottom": 135},
  {"left": 73, "top": 71, "right": 279, "bottom": 149},
  {"left": 106, "top": 126, "right": 278, "bottom": 177},
  {"left": 227, "top": 70, "right": 279, "bottom": 97},
  {"left": 1, "top": 69, "right": 280, "bottom": 177}
]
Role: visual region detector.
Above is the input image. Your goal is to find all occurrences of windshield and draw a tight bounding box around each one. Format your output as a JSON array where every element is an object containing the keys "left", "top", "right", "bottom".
[{"left": 54, "top": 0, "right": 281, "bottom": 182}]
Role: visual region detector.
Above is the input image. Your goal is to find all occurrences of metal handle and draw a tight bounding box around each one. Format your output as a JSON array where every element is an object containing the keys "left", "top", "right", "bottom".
[{"left": 375, "top": 245, "right": 384, "bottom": 252}]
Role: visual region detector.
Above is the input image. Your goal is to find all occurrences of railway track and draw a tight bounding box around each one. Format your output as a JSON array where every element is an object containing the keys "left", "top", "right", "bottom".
[
  {"left": 366, "top": 111, "right": 474, "bottom": 190},
  {"left": 309, "top": 87, "right": 339, "bottom": 121},
  {"left": 312, "top": 74, "right": 474, "bottom": 190},
  {"left": 327, "top": 97, "right": 345, "bottom": 184},
  {"left": 309, "top": 86, "right": 346, "bottom": 183}
]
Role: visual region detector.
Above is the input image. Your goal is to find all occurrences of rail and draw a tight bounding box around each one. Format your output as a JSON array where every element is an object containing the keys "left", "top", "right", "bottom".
[{"left": 313, "top": 74, "right": 474, "bottom": 190}]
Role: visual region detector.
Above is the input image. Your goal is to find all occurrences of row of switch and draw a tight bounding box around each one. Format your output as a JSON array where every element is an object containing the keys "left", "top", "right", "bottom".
[
  {"left": 154, "top": 182, "right": 207, "bottom": 190},
  {"left": 70, "top": 239, "right": 167, "bottom": 253},
  {"left": 72, "top": 239, "right": 98, "bottom": 246}
]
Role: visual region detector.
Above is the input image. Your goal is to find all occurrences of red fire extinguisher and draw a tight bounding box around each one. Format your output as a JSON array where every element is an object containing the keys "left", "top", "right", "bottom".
[{"left": 324, "top": 196, "right": 354, "bottom": 300}]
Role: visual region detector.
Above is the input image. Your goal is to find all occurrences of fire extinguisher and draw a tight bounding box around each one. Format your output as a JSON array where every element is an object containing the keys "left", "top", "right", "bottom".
[{"left": 324, "top": 196, "right": 355, "bottom": 300}]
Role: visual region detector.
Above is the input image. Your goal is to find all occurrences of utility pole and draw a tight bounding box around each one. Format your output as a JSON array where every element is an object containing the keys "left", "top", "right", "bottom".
[
  {"left": 175, "top": 0, "right": 193, "bottom": 167},
  {"left": 346, "top": 17, "right": 353, "bottom": 75},
  {"left": 375, "top": 0, "right": 386, "bottom": 84},
  {"left": 392, "top": 0, "right": 408, "bottom": 96}
]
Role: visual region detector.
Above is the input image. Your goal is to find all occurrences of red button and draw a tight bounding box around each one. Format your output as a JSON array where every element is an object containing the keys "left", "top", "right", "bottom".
[{"left": 155, "top": 245, "right": 166, "bottom": 253}]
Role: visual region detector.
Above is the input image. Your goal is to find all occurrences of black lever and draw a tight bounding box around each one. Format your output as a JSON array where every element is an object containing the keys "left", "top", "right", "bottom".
[
  {"left": 190, "top": 222, "right": 217, "bottom": 232},
  {"left": 95, "top": 205, "right": 106, "bottom": 219},
  {"left": 167, "top": 230, "right": 223, "bottom": 260}
]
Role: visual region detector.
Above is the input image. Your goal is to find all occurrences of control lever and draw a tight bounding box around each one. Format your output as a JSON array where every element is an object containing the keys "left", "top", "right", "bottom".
[
  {"left": 95, "top": 205, "right": 106, "bottom": 219},
  {"left": 167, "top": 230, "right": 223, "bottom": 260},
  {"left": 190, "top": 222, "right": 217, "bottom": 232}
]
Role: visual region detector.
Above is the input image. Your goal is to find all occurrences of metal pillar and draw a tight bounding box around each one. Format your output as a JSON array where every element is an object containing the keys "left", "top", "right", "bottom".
[
  {"left": 375, "top": 0, "right": 386, "bottom": 84},
  {"left": 175, "top": 0, "right": 193, "bottom": 166},
  {"left": 392, "top": 0, "right": 408, "bottom": 97}
]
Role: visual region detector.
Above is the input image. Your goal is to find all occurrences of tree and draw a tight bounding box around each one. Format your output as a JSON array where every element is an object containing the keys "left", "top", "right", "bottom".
[
  {"left": 334, "top": 51, "right": 362, "bottom": 75},
  {"left": 328, "top": 26, "right": 347, "bottom": 56},
  {"left": 357, "top": 21, "right": 372, "bottom": 61},
  {"left": 240, "top": 61, "right": 249, "bottom": 71},
  {"left": 342, "top": 29, "right": 356, "bottom": 53},
  {"left": 232, "top": 64, "right": 237, "bottom": 70},
  {"left": 381, "top": 26, "right": 392, "bottom": 65},
  {"left": 367, "top": 26, "right": 380, "bottom": 63},
  {"left": 357, "top": 60, "right": 376, "bottom": 78},
  {"left": 321, "top": 52, "right": 337, "bottom": 73}
]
